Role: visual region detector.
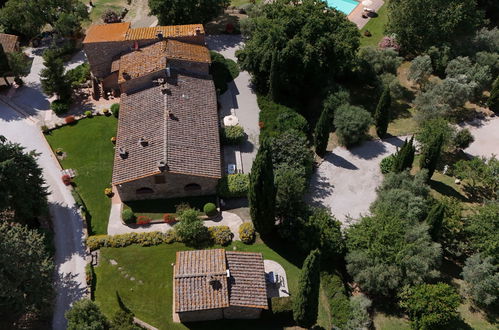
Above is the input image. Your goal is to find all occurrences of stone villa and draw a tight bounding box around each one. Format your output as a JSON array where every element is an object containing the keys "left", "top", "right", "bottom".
[
  {"left": 174, "top": 249, "right": 269, "bottom": 322},
  {"left": 83, "top": 23, "right": 221, "bottom": 202}
]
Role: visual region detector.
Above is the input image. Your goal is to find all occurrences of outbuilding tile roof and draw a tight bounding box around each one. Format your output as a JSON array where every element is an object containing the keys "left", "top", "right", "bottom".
[
  {"left": 165, "top": 40, "right": 211, "bottom": 63},
  {"left": 0, "top": 33, "right": 19, "bottom": 53},
  {"left": 111, "top": 71, "right": 221, "bottom": 185},
  {"left": 174, "top": 249, "right": 269, "bottom": 313},
  {"left": 118, "top": 41, "right": 168, "bottom": 83},
  {"left": 125, "top": 24, "right": 204, "bottom": 40},
  {"left": 226, "top": 252, "right": 269, "bottom": 309},
  {"left": 83, "top": 22, "right": 130, "bottom": 43}
]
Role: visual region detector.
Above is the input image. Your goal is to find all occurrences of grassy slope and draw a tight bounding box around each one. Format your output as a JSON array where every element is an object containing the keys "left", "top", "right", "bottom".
[
  {"left": 360, "top": 1, "right": 389, "bottom": 47},
  {"left": 46, "top": 116, "right": 118, "bottom": 235},
  {"left": 94, "top": 241, "right": 300, "bottom": 330}
]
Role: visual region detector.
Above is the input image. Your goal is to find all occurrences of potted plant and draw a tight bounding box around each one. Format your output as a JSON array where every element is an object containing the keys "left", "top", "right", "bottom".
[{"left": 104, "top": 187, "right": 113, "bottom": 197}]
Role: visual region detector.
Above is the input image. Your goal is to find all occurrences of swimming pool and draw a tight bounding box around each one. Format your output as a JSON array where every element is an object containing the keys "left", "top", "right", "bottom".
[{"left": 327, "top": 0, "right": 359, "bottom": 15}]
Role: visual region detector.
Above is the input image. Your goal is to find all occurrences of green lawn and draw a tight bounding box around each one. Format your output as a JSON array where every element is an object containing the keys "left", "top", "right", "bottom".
[
  {"left": 93, "top": 241, "right": 300, "bottom": 330},
  {"left": 123, "top": 195, "right": 217, "bottom": 220},
  {"left": 360, "top": 1, "right": 389, "bottom": 47},
  {"left": 81, "top": 0, "right": 127, "bottom": 26},
  {"left": 46, "top": 116, "right": 118, "bottom": 235}
]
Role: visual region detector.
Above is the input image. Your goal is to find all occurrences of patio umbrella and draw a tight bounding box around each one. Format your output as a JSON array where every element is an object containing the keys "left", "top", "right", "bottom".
[
  {"left": 223, "top": 115, "right": 239, "bottom": 126},
  {"left": 362, "top": 0, "right": 373, "bottom": 7}
]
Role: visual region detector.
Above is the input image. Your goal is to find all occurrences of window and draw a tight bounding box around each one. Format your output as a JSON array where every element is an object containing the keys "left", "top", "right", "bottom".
[
  {"left": 154, "top": 175, "right": 166, "bottom": 184},
  {"left": 184, "top": 183, "right": 201, "bottom": 191},
  {"left": 136, "top": 187, "right": 154, "bottom": 194}
]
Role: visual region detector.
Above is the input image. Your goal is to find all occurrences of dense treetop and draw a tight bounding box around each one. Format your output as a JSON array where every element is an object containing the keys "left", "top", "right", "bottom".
[{"left": 149, "top": 0, "right": 229, "bottom": 25}]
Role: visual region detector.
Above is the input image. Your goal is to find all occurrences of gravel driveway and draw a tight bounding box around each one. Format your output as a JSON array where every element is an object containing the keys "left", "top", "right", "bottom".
[
  {"left": 1, "top": 92, "right": 87, "bottom": 330},
  {"left": 462, "top": 117, "right": 499, "bottom": 158},
  {"left": 307, "top": 137, "right": 406, "bottom": 226}
]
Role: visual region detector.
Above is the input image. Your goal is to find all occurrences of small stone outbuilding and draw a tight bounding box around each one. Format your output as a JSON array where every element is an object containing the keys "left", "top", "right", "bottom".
[
  {"left": 173, "top": 249, "right": 269, "bottom": 322},
  {"left": 0, "top": 33, "right": 19, "bottom": 53}
]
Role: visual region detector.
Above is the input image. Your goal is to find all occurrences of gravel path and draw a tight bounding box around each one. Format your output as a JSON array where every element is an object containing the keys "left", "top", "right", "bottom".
[
  {"left": 307, "top": 137, "right": 406, "bottom": 226},
  {"left": 461, "top": 117, "right": 499, "bottom": 158},
  {"left": 0, "top": 101, "right": 87, "bottom": 330}
]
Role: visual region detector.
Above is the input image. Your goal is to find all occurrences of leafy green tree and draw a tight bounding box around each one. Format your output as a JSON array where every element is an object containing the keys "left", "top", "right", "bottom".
[
  {"left": 293, "top": 249, "right": 321, "bottom": 328},
  {"left": 359, "top": 47, "right": 403, "bottom": 75},
  {"left": 346, "top": 214, "right": 441, "bottom": 297},
  {"left": 425, "top": 201, "right": 445, "bottom": 241},
  {"left": 274, "top": 166, "right": 306, "bottom": 219},
  {"left": 6, "top": 51, "right": 30, "bottom": 81},
  {"left": 445, "top": 57, "right": 492, "bottom": 99},
  {"left": 174, "top": 208, "right": 209, "bottom": 247},
  {"left": 465, "top": 202, "right": 499, "bottom": 258},
  {"left": 269, "top": 129, "right": 314, "bottom": 178},
  {"left": 0, "top": 136, "right": 48, "bottom": 226},
  {"left": 454, "top": 128, "right": 474, "bottom": 150},
  {"left": 454, "top": 156, "right": 499, "bottom": 201},
  {"left": 249, "top": 141, "right": 276, "bottom": 236},
  {"left": 237, "top": 0, "right": 359, "bottom": 103},
  {"left": 40, "top": 49, "right": 71, "bottom": 101},
  {"left": 0, "top": 44, "right": 11, "bottom": 85},
  {"left": 110, "top": 310, "right": 140, "bottom": 330},
  {"left": 427, "top": 45, "right": 452, "bottom": 77},
  {"left": 399, "top": 283, "right": 461, "bottom": 330},
  {"left": 66, "top": 299, "right": 110, "bottom": 330},
  {"left": 334, "top": 104, "right": 373, "bottom": 147},
  {"left": 409, "top": 55, "right": 433, "bottom": 89},
  {"left": 345, "top": 294, "right": 372, "bottom": 330},
  {"left": 322, "top": 89, "right": 350, "bottom": 130},
  {"left": 0, "top": 0, "right": 88, "bottom": 38},
  {"left": 416, "top": 118, "right": 455, "bottom": 152},
  {"left": 419, "top": 133, "right": 444, "bottom": 180},
  {"left": 374, "top": 86, "right": 391, "bottom": 138},
  {"left": 461, "top": 254, "right": 499, "bottom": 308},
  {"left": 488, "top": 76, "right": 499, "bottom": 113},
  {"left": 0, "top": 222, "right": 54, "bottom": 317},
  {"left": 314, "top": 106, "right": 331, "bottom": 157},
  {"left": 149, "top": 0, "right": 229, "bottom": 25},
  {"left": 306, "top": 208, "right": 345, "bottom": 259},
  {"left": 387, "top": 0, "right": 482, "bottom": 54},
  {"left": 392, "top": 137, "right": 415, "bottom": 173}
]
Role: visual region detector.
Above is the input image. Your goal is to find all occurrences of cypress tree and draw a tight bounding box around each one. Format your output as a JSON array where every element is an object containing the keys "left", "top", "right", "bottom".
[
  {"left": 374, "top": 86, "right": 391, "bottom": 138},
  {"left": 40, "top": 49, "right": 71, "bottom": 101},
  {"left": 293, "top": 249, "right": 321, "bottom": 328},
  {"left": 425, "top": 202, "right": 445, "bottom": 241},
  {"left": 314, "top": 106, "right": 330, "bottom": 157},
  {"left": 392, "top": 137, "right": 415, "bottom": 172},
  {"left": 248, "top": 140, "right": 276, "bottom": 236},
  {"left": 488, "top": 76, "right": 499, "bottom": 113},
  {"left": 269, "top": 50, "right": 280, "bottom": 102},
  {"left": 420, "top": 133, "right": 444, "bottom": 180},
  {"left": 0, "top": 44, "right": 11, "bottom": 86}
]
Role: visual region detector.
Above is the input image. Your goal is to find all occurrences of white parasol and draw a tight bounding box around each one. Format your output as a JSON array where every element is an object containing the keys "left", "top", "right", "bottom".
[
  {"left": 362, "top": 0, "right": 373, "bottom": 7},
  {"left": 223, "top": 115, "right": 239, "bottom": 126}
]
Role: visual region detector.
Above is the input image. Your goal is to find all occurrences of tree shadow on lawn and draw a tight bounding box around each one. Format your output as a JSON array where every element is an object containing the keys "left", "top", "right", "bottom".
[{"left": 429, "top": 180, "right": 469, "bottom": 202}]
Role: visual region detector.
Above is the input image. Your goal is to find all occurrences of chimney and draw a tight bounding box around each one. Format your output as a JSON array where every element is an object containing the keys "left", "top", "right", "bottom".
[
  {"left": 138, "top": 137, "right": 148, "bottom": 146},
  {"left": 157, "top": 160, "right": 168, "bottom": 171},
  {"left": 156, "top": 30, "right": 164, "bottom": 40},
  {"left": 195, "top": 27, "right": 201, "bottom": 35},
  {"left": 134, "top": 41, "right": 139, "bottom": 51}
]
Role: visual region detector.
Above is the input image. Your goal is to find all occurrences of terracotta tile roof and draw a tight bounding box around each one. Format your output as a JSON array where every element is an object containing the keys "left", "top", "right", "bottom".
[
  {"left": 118, "top": 41, "right": 168, "bottom": 83},
  {"left": 125, "top": 24, "right": 204, "bottom": 40},
  {"left": 174, "top": 250, "right": 269, "bottom": 313},
  {"left": 83, "top": 22, "right": 131, "bottom": 43},
  {"left": 112, "top": 71, "right": 221, "bottom": 185},
  {"left": 226, "top": 252, "right": 269, "bottom": 309},
  {"left": 0, "top": 33, "right": 19, "bottom": 53},
  {"left": 165, "top": 40, "right": 211, "bottom": 63},
  {"left": 174, "top": 249, "right": 229, "bottom": 313}
]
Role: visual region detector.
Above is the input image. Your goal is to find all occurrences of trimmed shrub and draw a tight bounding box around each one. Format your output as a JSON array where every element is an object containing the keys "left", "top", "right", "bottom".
[
  {"left": 64, "top": 115, "right": 76, "bottom": 124},
  {"left": 321, "top": 272, "right": 352, "bottom": 328},
  {"left": 272, "top": 296, "right": 294, "bottom": 313},
  {"left": 380, "top": 154, "right": 395, "bottom": 174},
  {"left": 217, "top": 174, "right": 249, "bottom": 198},
  {"left": 220, "top": 125, "right": 245, "bottom": 145},
  {"left": 84, "top": 110, "right": 93, "bottom": 117},
  {"left": 208, "top": 226, "right": 233, "bottom": 246},
  {"left": 121, "top": 209, "right": 136, "bottom": 225},
  {"left": 258, "top": 95, "right": 308, "bottom": 140},
  {"left": 136, "top": 216, "right": 151, "bottom": 225},
  {"left": 111, "top": 103, "right": 120, "bottom": 118},
  {"left": 86, "top": 230, "right": 178, "bottom": 250},
  {"left": 239, "top": 222, "right": 256, "bottom": 244},
  {"left": 104, "top": 188, "right": 113, "bottom": 196},
  {"left": 203, "top": 202, "right": 217, "bottom": 216},
  {"left": 454, "top": 129, "right": 474, "bottom": 150},
  {"left": 66, "top": 63, "right": 90, "bottom": 88},
  {"left": 52, "top": 99, "right": 71, "bottom": 115}
]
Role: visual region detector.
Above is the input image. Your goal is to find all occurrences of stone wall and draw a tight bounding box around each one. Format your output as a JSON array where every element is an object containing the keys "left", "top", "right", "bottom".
[
  {"left": 223, "top": 306, "right": 263, "bottom": 319},
  {"left": 120, "top": 70, "right": 167, "bottom": 95},
  {"left": 178, "top": 308, "right": 223, "bottom": 322},
  {"left": 116, "top": 172, "right": 219, "bottom": 202},
  {"left": 168, "top": 59, "right": 210, "bottom": 76},
  {"left": 84, "top": 41, "right": 134, "bottom": 79}
]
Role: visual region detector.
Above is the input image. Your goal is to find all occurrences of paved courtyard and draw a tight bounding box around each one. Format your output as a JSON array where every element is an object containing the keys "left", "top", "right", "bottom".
[
  {"left": 307, "top": 137, "right": 406, "bottom": 226},
  {"left": 461, "top": 117, "right": 499, "bottom": 158}
]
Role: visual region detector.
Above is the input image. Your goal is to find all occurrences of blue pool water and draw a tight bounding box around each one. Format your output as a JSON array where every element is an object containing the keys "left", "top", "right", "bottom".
[{"left": 327, "top": 0, "right": 359, "bottom": 15}]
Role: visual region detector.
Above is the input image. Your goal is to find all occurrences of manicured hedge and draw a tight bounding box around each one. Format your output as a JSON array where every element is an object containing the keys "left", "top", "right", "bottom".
[
  {"left": 321, "top": 272, "right": 352, "bottom": 328},
  {"left": 208, "top": 226, "right": 233, "bottom": 246},
  {"left": 220, "top": 125, "right": 245, "bottom": 145},
  {"left": 86, "top": 231, "right": 178, "bottom": 251},
  {"left": 203, "top": 203, "right": 217, "bottom": 216},
  {"left": 217, "top": 174, "right": 249, "bottom": 198},
  {"left": 122, "top": 209, "right": 136, "bottom": 224},
  {"left": 51, "top": 99, "right": 71, "bottom": 115},
  {"left": 239, "top": 222, "right": 256, "bottom": 244}
]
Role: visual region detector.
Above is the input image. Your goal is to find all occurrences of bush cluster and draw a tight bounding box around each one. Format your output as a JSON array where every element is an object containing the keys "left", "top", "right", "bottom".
[
  {"left": 203, "top": 202, "right": 217, "bottom": 216},
  {"left": 239, "top": 222, "right": 256, "bottom": 244},
  {"left": 52, "top": 99, "right": 71, "bottom": 115},
  {"left": 111, "top": 103, "right": 119, "bottom": 118},
  {"left": 121, "top": 209, "right": 136, "bottom": 224},
  {"left": 163, "top": 213, "right": 176, "bottom": 224},
  {"left": 220, "top": 125, "right": 245, "bottom": 145},
  {"left": 86, "top": 231, "right": 178, "bottom": 251},
  {"left": 136, "top": 216, "right": 151, "bottom": 225},
  {"left": 84, "top": 110, "right": 93, "bottom": 117},
  {"left": 217, "top": 174, "right": 249, "bottom": 198},
  {"left": 208, "top": 226, "right": 233, "bottom": 245},
  {"left": 380, "top": 155, "right": 395, "bottom": 174},
  {"left": 66, "top": 63, "right": 90, "bottom": 88}
]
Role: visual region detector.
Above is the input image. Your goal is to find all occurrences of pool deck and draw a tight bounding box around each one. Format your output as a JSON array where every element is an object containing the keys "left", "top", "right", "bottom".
[{"left": 348, "top": 0, "right": 385, "bottom": 29}]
